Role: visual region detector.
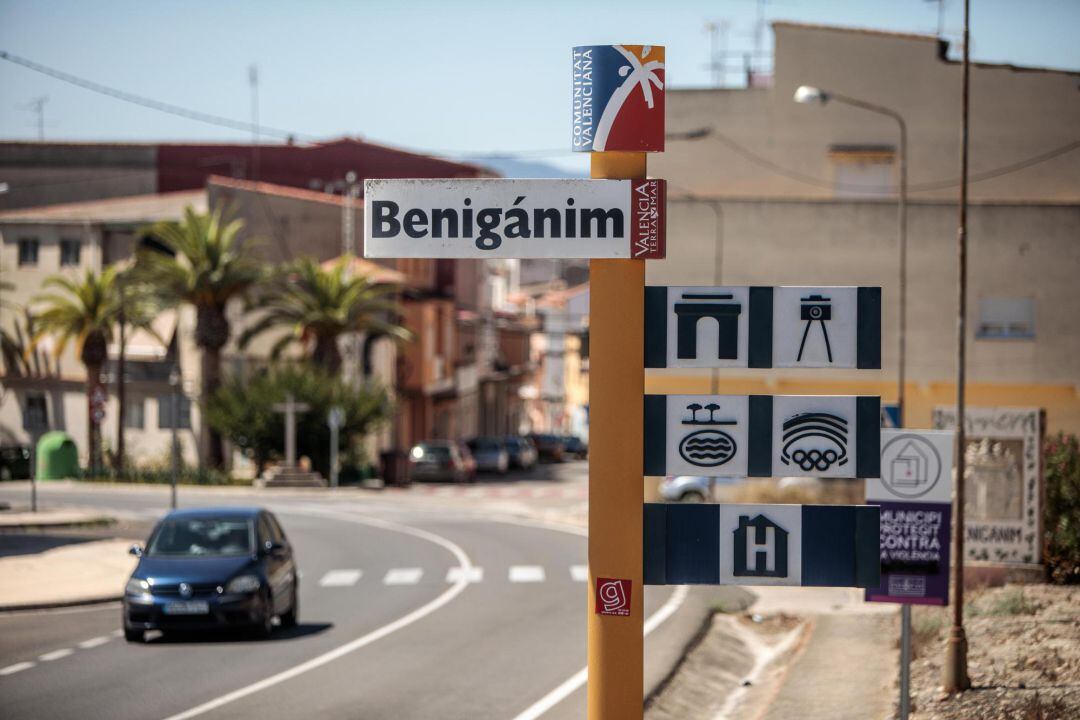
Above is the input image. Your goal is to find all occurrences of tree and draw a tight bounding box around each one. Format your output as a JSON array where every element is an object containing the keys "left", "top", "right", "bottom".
[
  {"left": 205, "top": 363, "right": 391, "bottom": 479},
  {"left": 138, "top": 204, "right": 263, "bottom": 468},
  {"left": 238, "top": 256, "right": 410, "bottom": 373},
  {"left": 30, "top": 268, "right": 158, "bottom": 473}
]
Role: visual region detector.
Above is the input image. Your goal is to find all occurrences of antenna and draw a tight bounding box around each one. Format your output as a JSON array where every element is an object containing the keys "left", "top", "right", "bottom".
[
  {"left": 248, "top": 64, "right": 260, "bottom": 181},
  {"left": 25, "top": 96, "right": 48, "bottom": 140},
  {"left": 703, "top": 20, "right": 731, "bottom": 87}
]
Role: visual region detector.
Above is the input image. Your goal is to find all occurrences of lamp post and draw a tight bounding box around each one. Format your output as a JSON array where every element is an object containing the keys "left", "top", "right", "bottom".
[
  {"left": 795, "top": 84, "right": 912, "bottom": 718},
  {"left": 794, "top": 86, "right": 908, "bottom": 426},
  {"left": 168, "top": 365, "right": 181, "bottom": 510}
]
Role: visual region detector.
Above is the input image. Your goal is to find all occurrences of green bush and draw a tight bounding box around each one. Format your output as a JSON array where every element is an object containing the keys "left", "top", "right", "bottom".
[
  {"left": 205, "top": 363, "right": 391, "bottom": 480},
  {"left": 1044, "top": 433, "right": 1080, "bottom": 584},
  {"left": 85, "top": 467, "right": 239, "bottom": 485}
]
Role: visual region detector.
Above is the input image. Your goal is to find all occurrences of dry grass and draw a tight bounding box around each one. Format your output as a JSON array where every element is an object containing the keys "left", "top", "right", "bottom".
[{"left": 722, "top": 478, "right": 865, "bottom": 505}]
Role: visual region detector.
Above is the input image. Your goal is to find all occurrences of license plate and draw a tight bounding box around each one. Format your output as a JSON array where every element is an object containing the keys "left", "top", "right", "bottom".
[{"left": 163, "top": 601, "right": 209, "bottom": 615}]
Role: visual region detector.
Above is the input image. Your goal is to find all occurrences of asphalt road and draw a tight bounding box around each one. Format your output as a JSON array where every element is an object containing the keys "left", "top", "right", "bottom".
[{"left": 0, "top": 476, "right": 724, "bottom": 720}]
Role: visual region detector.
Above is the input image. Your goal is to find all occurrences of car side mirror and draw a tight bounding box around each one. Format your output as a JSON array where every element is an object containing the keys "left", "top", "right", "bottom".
[
  {"left": 129, "top": 544, "right": 143, "bottom": 557},
  {"left": 263, "top": 540, "right": 285, "bottom": 556}
]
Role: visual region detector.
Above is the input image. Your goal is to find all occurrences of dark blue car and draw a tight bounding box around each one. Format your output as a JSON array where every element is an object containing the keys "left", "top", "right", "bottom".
[{"left": 123, "top": 507, "right": 298, "bottom": 642}]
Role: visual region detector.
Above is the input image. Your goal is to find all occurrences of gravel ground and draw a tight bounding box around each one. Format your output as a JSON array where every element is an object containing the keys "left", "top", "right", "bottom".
[{"left": 908, "top": 584, "right": 1080, "bottom": 720}]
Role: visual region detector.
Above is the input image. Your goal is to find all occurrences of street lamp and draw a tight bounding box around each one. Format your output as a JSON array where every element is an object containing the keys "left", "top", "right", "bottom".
[
  {"left": 795, "top": 83, "right": 912, "bottom": 719},
  {"left": 168, "top": 365, "right": 181, "bottom": 510},
  {"left": 794, "top": 85, "right": 908, "bottom": 427}
]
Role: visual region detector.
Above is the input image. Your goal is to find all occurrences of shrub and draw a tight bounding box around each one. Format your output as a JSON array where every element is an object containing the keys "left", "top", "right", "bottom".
[
  {"left": 205, "top": 363, "right": 391, "bottom": 479},
  {"left": 1044, "top": 433, "right": 1080, "bottom": 584}
]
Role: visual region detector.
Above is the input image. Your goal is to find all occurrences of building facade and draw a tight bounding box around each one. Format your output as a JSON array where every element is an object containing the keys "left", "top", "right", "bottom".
[{"left": 648, "top": 22, "right": 1080, "bottom": 434}]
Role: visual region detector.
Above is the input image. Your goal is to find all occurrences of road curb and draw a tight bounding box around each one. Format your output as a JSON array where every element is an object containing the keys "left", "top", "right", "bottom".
[
  {"left": 0, "top": 594, "right": 121, "bottom": 613},
  {"left": 0, "top": 517, "right": 115, "bottom": 532}
]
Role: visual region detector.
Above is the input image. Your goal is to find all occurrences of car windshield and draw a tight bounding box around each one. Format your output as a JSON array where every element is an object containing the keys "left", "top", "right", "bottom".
[
  {"left": 147, "top": 518, "right": 255, "bottom": 557},
  {"left": 419, "top": 445, "right": 451, "bottom": 459},
  {"left": 473, "top": 439, "right": 500, "bottom": 451}
]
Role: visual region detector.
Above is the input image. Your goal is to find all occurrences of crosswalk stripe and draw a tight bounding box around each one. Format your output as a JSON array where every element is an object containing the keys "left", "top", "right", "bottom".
[
  {"left": 318, "top": 570, "right": 362, "bottom": 587},
  {"left": 509, "top": 566, "right": 545, "bottom": 583},
  {"left": 446, "top": 566, "right": 484, "bottom": 583},
  {"left": 383, "top": 568, "right": 423, "bottom": 585},
  {"left": 570, "top": 565, "right": 588, "bottom": 582}
]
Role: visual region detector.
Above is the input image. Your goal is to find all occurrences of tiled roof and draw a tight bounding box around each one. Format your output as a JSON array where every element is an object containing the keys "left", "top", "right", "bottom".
[{"left": 0, "top": 190, "right": 206, "bottom": 224}]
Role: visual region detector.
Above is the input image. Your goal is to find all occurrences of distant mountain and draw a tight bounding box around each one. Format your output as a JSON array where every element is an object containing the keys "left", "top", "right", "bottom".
[{"left": 458, "top": 156, "right": 585, "bottom": 179}]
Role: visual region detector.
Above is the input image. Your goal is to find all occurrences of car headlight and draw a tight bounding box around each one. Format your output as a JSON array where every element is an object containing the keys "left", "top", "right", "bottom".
[
  {"left": 226, "top": 575, "right": 261, "bottom": 594},
  {"left": 125, "top": 578, "right": 150, "bottom": 595}
]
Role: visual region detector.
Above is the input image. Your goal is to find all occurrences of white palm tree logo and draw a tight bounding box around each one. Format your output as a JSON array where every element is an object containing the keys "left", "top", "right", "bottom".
[{"left": 593, "top": 45, "right": 665, "bottom": 151}]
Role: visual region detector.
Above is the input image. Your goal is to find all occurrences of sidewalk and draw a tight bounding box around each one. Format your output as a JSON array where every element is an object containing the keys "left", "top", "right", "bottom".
[
  {"left": 750, "top": 587, "right": 897, "bottom": 720},
  {"left": 0, "top": 508, "right": 115, "bottom": 531},
  {"left": 0, "top": 538, "right": 137, "bottom": 611}
]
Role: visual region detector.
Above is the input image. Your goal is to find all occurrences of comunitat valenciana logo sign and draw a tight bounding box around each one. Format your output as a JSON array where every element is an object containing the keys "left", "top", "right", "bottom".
[{"left": 572, "top": 45, "right": 665, "bottom": 153}]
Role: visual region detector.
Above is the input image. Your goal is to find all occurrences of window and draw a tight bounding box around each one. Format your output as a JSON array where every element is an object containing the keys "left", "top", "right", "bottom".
[
  {"left": 18, "top": 238, "right": 39, "bottom": 266},
  {"left": 158, "top": 394, "right": 192, "bottom": 429},
  {"left": 124, "top": 397, "right": 145, "bottom": 429},
  {"left": 23, "top": 393, "right": 48, "bottom": 431},
  {"left": 976, "top": 297, "right": 1035, "bottom": 339},
  {"left": 829, "top": 145, "right": 895, "bottom": 198},
  {"left": 60, "top": 238, "right": 82, "bottom": 266}
]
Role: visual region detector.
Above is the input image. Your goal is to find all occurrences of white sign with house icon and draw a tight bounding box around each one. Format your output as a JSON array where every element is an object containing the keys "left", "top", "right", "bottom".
[
  {"left": 718, "top": 504, "right": 803, "bottom": 586},
  {"left": 866, "top": 430, "right": 955, "bottom": 504}
]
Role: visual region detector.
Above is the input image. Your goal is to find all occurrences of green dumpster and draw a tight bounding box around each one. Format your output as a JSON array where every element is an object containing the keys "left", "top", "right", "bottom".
[{"left": 36, "top": 431, "right": 80, "bottom": 480}]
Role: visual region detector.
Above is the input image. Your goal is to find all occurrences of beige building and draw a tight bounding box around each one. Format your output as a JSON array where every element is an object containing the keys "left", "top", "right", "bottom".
[
  {"left": 647, "top": 22, "right": 1080, "bottom": 434},
  {"left": 0, "top": 192, "right": 207, "bottom": 466}
]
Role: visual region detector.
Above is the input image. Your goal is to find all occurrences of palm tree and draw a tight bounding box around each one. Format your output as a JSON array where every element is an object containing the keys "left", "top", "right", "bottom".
[
  {"left": 238, "top": 256, "right": 411, "bottom": 373},
  {"left": 30, "top": 267, "right": 158, "bottom": 473},
  {"left": 138, "top": 204, "right": 263, "bottom": 468}
]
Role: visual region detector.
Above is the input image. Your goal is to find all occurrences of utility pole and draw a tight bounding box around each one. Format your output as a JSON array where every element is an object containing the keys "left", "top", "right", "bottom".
[
  {"left": 944, "top": 0, "right": 971, "bottom": 695},
  {"left": 249, "top": 64, "right": 260, "bottom": 182},
  {"left": 115, "top": 272, "right": 127, "bottom": 475},
  {"left": 169, "top": 365, "right": 181, "bottom": 510},
  {"left": 343, "top": 170, "right": 358, "bottom": 256}
]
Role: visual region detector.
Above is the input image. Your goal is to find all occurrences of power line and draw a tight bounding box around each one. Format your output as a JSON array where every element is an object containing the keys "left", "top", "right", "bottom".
[
  {"left": 0, "top": 50, "right": 305, "bottom": 141},
  {"left": 694, "top": 128, "right": 1080, "bottom": 194}
]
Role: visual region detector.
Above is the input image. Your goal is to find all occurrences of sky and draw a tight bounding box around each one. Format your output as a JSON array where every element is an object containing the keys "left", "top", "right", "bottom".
[{"left": 1, "top": 0, "right": 1078, "bottom": 175}]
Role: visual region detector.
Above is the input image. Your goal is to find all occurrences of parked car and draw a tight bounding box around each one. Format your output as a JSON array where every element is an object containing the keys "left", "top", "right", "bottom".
[
  {"left": 467, "top": 437, "right": 509, "bottom": 474},
  {"left": 503, "top": 436, "right": 537, "bottom": 470},
  {"left": 658, "top": 476, "right": 738, "bottom": 503},
  {"left": 408, "top": 441, "right": 475, "bottom": 483},
  {"left": 528, "top": 433, "right": 566, "bottom": 463},
  {"left": 0, "top": 445, "right": 32, "bottom": 480},
  {"left": 561, "top": 435, "right": 589, "bottom": 460},
  {"left": 122, "top": 507, "right": 298, "bottom": 642}
]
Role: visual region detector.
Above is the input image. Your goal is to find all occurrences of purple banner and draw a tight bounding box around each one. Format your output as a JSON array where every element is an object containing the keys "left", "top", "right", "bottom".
[{"left": 865, "top": 501, "right": 951, "bottom": 606}]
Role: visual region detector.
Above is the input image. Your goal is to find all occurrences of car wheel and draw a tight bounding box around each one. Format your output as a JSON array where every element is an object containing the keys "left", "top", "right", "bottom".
[
  {"left": 124, "top": 627, "right": 144, "bottom": 643},
  {"left": 253, "top": 592, "right": 274, "bottom": 639},
  {"left": 680, "top": 491, "right": 707, "bottom": 503},
  {"left": 280, "top": 586, "right": 299, "bottom": 629}
]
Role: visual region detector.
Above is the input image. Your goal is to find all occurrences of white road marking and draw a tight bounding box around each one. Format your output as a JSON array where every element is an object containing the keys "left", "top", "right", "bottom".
[
  {"left": 445, "top": 566, "right": 483, "bottom": 583},
  {"left": 509, "top": 566, "right": 545, "bottom": 583},
  {"left": 160, "top": 508, "right": 476, "bottom": 720},
  {"left": 0, "top": 661, "right": 36, "bottom": 676},
  {"left": 383, "top": 568, "right": 423, "bottom": 585},
  {"left": 110, "top": 629, "right": 123, "bottom": 637},
  {"left": 570, "top": 565, "right": 588, "bottom": 582},
  {"left": 318, "top": 570, "right": 362, "bottom": 587},
  {"left": 509, "top": 585, "right": 691, "bottom": 720},
  {"left": 77, "top": 636, "right": 112, "bottom": 649},
  {"left": 38, "top": 648, "right": 74, "bottom": 662}
]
